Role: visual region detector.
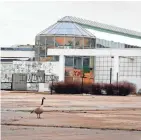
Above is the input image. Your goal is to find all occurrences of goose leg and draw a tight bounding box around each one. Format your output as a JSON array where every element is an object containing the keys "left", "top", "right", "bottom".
[
  {"left": 39, "top": 114, "right": 41, "bottom": 119},
  {"left": 37, "top": 114, "right": 39, "bottom": 119}
]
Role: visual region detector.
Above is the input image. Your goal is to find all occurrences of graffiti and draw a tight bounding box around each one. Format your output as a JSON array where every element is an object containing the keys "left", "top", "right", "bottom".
[
  {"left": 12, "top": 61, "right": 57, "bottom": 74},
  {"left": 65, "top": 67, "right": 82, "bottom": 77},
  {"left": 1, "top": 74, "right": 12, "bottom": 82},
  {"left": 27, "top": 74, "right": 59, "bottom": 83},
  {"left": 65, "top": 67, "right": 74, "bottom": 77},
  {"left": 1, "top": 83, "right": 12, "bottom": 90},
  {"left": 45, "top": 75, "right": 59, "bottom": 83},
  {"left": 73, "top": 69, "right": 82, "bottom": 77},
  {"left": 13, "top": 61, "right": 39, "bottom": 73},
  {"left": 1, "top": 61, "right": 60, "bottom": 90},
  {"left": 1, "top": 63, "right": 13, "bottom": 82},
  {"left": 27, "top": 73, "right": 45, "bottom": 83},
  {"left": 27, "top": 83, "right": 39, "bottom": 91}
]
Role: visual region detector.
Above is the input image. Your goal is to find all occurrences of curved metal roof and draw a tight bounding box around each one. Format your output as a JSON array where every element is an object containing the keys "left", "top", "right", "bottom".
[
  {"left": 36, "top": 21, "right": 95, "bottom": 38},
  {"left": 58, "top": 16, "right": 141, "bottom": 39}
]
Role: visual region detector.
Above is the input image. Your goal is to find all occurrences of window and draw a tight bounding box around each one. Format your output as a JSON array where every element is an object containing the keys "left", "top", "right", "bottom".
[
  {"left": 65, "top": 37, "right": 74, "bottom": 48},
  {"left": 47, "top": 36, "right": 55, "bottom": 48},
  {"left": 83, "top": 57, "right": 90, "bottom": 73},
  {"left": 55, "top": 36, "right": 65, "bottom": 48},
  {"left": 75, "top": 37, "right": 83, "bottom": 49},
  {"left": 74, "top": 57, "right": 82, "bottom": 69},
  {"left": 39, "top": 46, "right": 46, "bottom": 57},
  {"left": 65, "top": 56, "right": 74, "bottom": 67},
  {"left": 91, "top": 38, "right": 95, "bottom": 48},
  {"left": 84, "top": 38, "right": 90, "bottom": 48}
]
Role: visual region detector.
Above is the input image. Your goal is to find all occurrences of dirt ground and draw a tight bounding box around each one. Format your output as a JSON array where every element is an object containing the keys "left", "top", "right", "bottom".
[{"left": 1, "top": 91, "right": 141, "bottom": 140}]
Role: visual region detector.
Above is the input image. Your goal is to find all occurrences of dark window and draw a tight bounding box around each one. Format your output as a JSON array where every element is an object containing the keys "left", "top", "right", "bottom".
[{"left": 65, "top": 56, "right": 74, "bottom": 67}]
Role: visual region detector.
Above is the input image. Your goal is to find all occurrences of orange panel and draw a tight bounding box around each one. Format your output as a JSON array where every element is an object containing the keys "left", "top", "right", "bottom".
[{"left": 56, "top": 37, "right": 64, "bottom": 45}]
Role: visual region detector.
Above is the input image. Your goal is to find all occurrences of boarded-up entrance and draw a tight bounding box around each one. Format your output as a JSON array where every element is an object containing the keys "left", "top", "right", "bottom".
[{"left": 12, "top": 73, "right": 27, "bottom": 91}]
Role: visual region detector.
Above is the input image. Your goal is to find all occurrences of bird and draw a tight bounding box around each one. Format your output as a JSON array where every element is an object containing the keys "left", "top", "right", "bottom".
[{"left": 31, "top": 97, "right": 46, "bottom": 119}]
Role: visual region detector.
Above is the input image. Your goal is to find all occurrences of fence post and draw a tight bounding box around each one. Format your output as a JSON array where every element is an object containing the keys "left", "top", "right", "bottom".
[
  {"left": 51, "top": 75, "right": 54, "bottom": 95},
  {"left": 117, "top": 72, "right": 118, "bottom": 86},
  {"left": 11, "top": 74, "right": 13, "bottom": 90}
]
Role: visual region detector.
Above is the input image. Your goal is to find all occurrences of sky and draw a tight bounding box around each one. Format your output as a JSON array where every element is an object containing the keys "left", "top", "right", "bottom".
[{"left": 0, "top": 1, "right": 141, "bottom": 47}]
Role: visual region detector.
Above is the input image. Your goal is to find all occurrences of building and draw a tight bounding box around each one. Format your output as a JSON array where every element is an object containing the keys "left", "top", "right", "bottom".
[
  {"left": 34, "top": 16, "right": 141, "bottom": 92},
  {"left": 0, "top": 44, "right": 35, "bottom": 62},
  {"left": 1, "top": 16, "right": 141, "bottom": 92}
]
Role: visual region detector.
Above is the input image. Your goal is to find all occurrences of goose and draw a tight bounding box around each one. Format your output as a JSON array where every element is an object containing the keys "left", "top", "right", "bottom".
[{"left": 31, "top": 97, "right": 46, "bottom": 119}]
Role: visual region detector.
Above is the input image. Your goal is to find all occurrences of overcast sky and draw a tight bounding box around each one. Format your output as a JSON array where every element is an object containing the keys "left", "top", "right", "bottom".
[{"left": 1, "top": 1, "right": 141, "bottom": 47}]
